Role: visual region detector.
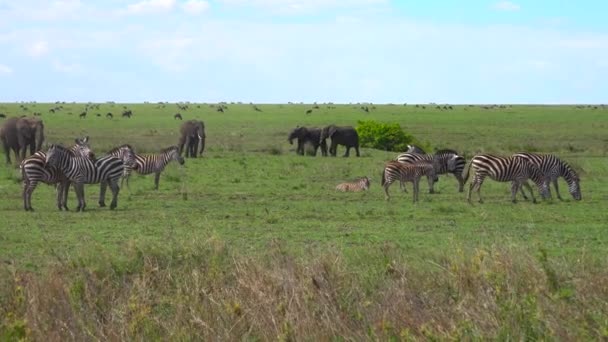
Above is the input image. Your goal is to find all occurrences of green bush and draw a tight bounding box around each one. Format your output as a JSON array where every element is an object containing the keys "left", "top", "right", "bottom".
[{"left": 356, "top": 120, "right": 415, "bottom": 152}]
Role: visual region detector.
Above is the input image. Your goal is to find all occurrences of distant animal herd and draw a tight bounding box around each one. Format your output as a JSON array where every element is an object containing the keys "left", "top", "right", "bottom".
[{"left": 0, "top": 105, "right": 582, "bottom": 212}]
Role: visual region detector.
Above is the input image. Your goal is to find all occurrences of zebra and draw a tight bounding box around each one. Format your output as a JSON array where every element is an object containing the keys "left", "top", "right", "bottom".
[
  {"left": 123, "top": 145, "right": 185, "bottom": 190},
  {"left": 405, "top": 144, "right": 426, "bottom": 154},
  {"left": 464, "top": 154, "right": 550, "bottom": 204},
  {"left": 381, "top": 160, "right": 437, "bottom": 203},
  {"left": 100, "top": 145, "right": 137, "bottom": 203},
  {"left": 512, "top": 152, "right": 581, "bottom": 200},
  {"left": 335, "top": 176, "right": 370, "bottom": 192},
  {"left": 45, "top": 144, "right": 125, "bottom": 211},
  {"left": 396, "top": 149, "right": 466, "bottom": 192},
  {"left": 20, "top": 137, "right": 92, "bottom": 211}
]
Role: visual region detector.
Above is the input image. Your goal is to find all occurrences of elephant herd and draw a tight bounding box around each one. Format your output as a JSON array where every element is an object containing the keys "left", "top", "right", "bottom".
[{"left": 288, "top": 125, "right": 360, "bottom": 157}]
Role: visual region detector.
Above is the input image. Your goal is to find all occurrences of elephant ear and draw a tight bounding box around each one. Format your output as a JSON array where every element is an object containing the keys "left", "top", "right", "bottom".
[{"left": 328, "top": 126, "right": 338, "bottom": 138}]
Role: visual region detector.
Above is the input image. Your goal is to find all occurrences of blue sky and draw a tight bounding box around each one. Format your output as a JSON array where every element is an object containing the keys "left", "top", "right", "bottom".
[{"left": 0, "top": 0, "right": 606, "bottom": 103}]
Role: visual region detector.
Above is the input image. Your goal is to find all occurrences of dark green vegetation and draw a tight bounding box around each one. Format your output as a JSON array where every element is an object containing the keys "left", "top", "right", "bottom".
[{"left": 1, "top": 102, "right": 607, "bottom": 339}]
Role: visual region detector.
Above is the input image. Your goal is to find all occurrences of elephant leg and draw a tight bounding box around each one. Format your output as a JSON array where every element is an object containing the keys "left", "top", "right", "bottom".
[
  {"left": 109, "top": 181, "right": 120, "bottom": 210},
  {"left": 99, "top": 181, "right": 107, "bottom": 207},
  {"left": 184, "top": 136, "right": 192, "bottom": 157},
  {"left": 320, "top": 142, "right": 328, "bottom": 156},
  {"left": 154, "top": 172, "right": 160, "bottom": 190},
  {"left": 29, "top": 141, "right": 36, "bottom": 156},
  {"left": 355, "top": 146, "right": 360, "bottom": 157},
  {"left": 343, "top": 146, "right": 350, "bottom": 157},
  {"left": 3, "top": 143, "right": 11, "bottom": 164},
  {"left": 330, "top": 142, "right": 337, "bottom": 157}
]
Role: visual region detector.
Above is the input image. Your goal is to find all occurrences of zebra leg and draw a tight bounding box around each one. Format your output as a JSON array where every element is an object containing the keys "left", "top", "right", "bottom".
[
  {"left": 99, "top": 181, "right": 107, "bottom": 207},
  {"left": 400, "top": 179, "right": 408, "bottom": 193},
  {"left": 413, "top": 179, "right": 420, "bottom": 203},
  {"left": 55, "top": 182, "right": 63, "bottom": 210},
  {"left": 109, "top": 181, "right": 120, "bottom": 210},
  {"left": 384, "top": 179, "right": 392, "bottom": 201},
  {"left": 521, "top": 181, "right": 537, "bottom": 203},
  {"left": 427, "top": 175, "right": 435, "bottom": 194},
  {"left": 154, "top": 172, "right": 160, "bottom": 190},
  {"left": 519, "top": 185, "right": 530, "bottom": 201},
  {"left": 469, "top": 175, "right": 485, "bottom": 203},
  {"left": 553, "top": 179, "right": 562, "bottom": 200},
  {"left": 74, "top": 183, "right": 86, "bottom": 212},
  {"left": 62, "top": 181, "right": 71, "bottom": 211},
  {"left": 510, "top": 182, "right": 520, "bottom": 203},
  {"left": 23, "top": 180, "right": 36, "bottom": 211}
]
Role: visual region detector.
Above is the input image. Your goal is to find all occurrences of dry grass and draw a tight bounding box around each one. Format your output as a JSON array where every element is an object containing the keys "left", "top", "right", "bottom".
[{"left": 1, "top": 239, "right": 607, "bottom": 341}]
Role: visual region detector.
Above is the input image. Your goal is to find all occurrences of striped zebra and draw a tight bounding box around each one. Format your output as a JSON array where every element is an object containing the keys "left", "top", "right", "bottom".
[
  {"left": 396, "top": 149, "right": 466, "bottom": 192},
  {"left": 20, "top": 137, "right": 92, "bottom": 211},
  {"left": 45, "top": 144, "right": 125, "bottom": 211},
  {"left": 464, "top": 154, "right": 550, "bottom": 204},
  {"left": 381, "top": 160, "right": 437, "bottom": 203},
  {"left": 512, "top": 152, "right": 581, "bottom": 201},
  {"left": 335, "top": 176, "right": 370, "bottom": 192},
  {"left": 106, "top": 144, "right": 137, "bottom": 187},
  {"left": 123, "top": 146, "right": 185, "bottom": 190}
]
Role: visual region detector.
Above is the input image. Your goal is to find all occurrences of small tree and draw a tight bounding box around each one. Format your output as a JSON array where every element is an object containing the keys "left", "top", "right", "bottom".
[{"left": 356, "top": 120, "right": 415, "bottom": 152}]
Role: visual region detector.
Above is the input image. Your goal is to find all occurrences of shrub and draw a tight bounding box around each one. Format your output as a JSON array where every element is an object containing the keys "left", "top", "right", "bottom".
[{"left": 356, "top": 120, "right": 414, "bottom": 152}]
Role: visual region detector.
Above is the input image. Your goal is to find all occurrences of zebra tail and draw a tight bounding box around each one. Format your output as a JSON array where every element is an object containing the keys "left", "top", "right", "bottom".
[
  {"left": 463, "top": 160, "right": 473, "bottom": 185},
  {"left": 381, "top": 169, "right": 386, "bottom": 186}
]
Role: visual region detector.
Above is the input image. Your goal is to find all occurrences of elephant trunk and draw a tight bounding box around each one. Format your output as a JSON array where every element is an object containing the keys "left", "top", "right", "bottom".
[{"left": 36, "top": 122, "right": 45, "bottom": 152}]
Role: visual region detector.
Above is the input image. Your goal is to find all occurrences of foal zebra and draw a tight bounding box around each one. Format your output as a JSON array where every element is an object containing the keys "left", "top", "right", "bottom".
[
  {"left": 20, "top": 137, "right": 92, "bottom": 211},
  {"left": 396, "top": 149, "right": 466, "bottom": 192},
  {"left": 381, "top": 161, "right": 437, "bottom": 203},
  {"left": 464, "top": 154, "right": 550, "bottom": 204},
  {"left": 45, "top": 144, "right": 125, "bottom": 211},
  {"left": 512, "top": 152, "right": 581, "bottom": 200},
  {"left": 99, "top": 145, "right": 136, "bottom": 206},
  {"left": 123, "top": 146, "right": 185, "bottom": 190},
  {"left": 335, "top": 176, "right": 370, "bottom": 192}
]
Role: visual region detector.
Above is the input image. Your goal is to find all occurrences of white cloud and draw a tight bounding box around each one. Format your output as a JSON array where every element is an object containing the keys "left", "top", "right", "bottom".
[
  {"left": 125, "top": 0, "right": 176, "bottom": 14},
  {"left": 181, "top": 0, "right": 209, "bottom": 14},
  {"left": 493, "top": 1, "right": 520, "bottom": 11},
  {"left": 52, "top": 59, "right": 83, "bottom": 73},
  {"left": 217, "top": 0, "right": 387, "bottom": 14},
  {"left": 0, "top": 64, "right": 13, "bottom": 74},
  {"left": 26, "top": 40, "right": 49, "bottom": 57}
]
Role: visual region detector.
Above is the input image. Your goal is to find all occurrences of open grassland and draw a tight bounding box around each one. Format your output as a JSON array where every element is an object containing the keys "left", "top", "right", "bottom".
[{"left": 0, "top": 102, "right": 607, "bottom": 340}]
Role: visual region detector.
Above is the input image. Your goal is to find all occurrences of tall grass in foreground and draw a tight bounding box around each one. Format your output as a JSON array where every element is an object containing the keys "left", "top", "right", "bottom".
[{"left": 2, "top": 238, "right": 607, "bottom": 340}]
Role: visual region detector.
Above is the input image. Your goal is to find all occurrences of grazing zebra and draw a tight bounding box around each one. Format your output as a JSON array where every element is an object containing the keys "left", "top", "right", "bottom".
[
  {"left": 405, "top": 144, "right": 426, "bottom": 154},
  {"left": 396, "top": 149, "right": 466, "bottom": 192},
  {"left": 464, "top": 154, "right": 550, "bottom": 204},
  {"left": 381, "top": 161, "right": 437, "bottom": 203},
  {"left": 45, "top": 144, "right": 125, "bottom": 211},
  {"left": 335, "top": 176, "right": 370, "bottom": 192},
  {"left": 20, "top": 137, "right": 92, "bottom": 211},
  {"left": 512, "top": 152, "right": 581, "bottom": 200},
  {"left": 123, "top": 146, "right": 185, "bottom": 190}
]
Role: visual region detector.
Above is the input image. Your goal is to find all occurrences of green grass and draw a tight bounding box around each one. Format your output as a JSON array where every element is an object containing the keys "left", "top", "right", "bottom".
[{"left": 0, "top": 102, "right": 607, "bottom": 339}]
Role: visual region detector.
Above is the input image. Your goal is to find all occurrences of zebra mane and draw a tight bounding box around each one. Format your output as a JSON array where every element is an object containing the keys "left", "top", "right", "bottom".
[
  {"left": 161, "top": 145, "right": 179, "bottom": 153},
  {"left": 560, "top": 159, "right": 580, "bottom": 182},
  {"left": 434, "top": 149, "right": 459, "bottom": 155},
  {"left": 107, "top": 144, "right": 134, "bottom": 154},
  {"left": 49, "top": 144, "right": 74, "bottom": 155}
]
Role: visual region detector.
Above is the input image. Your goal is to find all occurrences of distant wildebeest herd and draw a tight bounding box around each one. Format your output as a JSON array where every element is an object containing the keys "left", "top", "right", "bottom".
[
  {"left": 289, "top": 125, "right": 581, "bottom": 204},
  {"left": 0, "top": 112, "right": 582, "bottom": 212}
]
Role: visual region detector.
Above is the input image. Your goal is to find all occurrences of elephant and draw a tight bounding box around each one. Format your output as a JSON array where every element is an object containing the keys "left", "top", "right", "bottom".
[
  {"left": 0, "top": 117, "right": 45, "bottom": 164},
  {"left": 319, "top": 124, "right": 360, "bottom": 157},
  {"left": 288, "top": 126, "right": 327, "bottom": 156},
  {"left": 178, "top": 120, "right": 205, "bottom": 158}
]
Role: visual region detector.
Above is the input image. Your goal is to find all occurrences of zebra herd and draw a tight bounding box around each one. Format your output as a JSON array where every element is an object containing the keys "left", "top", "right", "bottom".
[
  {"left": 375, "top": 145, "right": 582, "bottom": 204},
  {"left": 19, "top": 137, "right": 185, "bottom": 211}
]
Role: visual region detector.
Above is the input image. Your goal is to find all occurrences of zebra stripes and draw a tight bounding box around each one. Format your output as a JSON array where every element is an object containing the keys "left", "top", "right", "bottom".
[
  {"left": 45, "top": 144, "right": 125, "bottom": 211},
  {"left": 20, "top": 137, "right": 92, "bottom": 211},
  {"left": 106, "top": 144, "right": 137, "bottom": 186},
  {"left": 464, "top": 154, "right": 550, "bottom": 203},
  {"left": 396, "top": 149, "right": 466, "bottom": 192},
  {"left": 381, "top": 160, "right": 437, "bottom": 203},
  {"left": 512, "top": 152, "right": 581, "bottom": 200},
  {"left": 335, "top": 176, "right": 370, "bottom": 192},
  {"left": 123, "top": 146, "right": 185, "bottom": 190}
]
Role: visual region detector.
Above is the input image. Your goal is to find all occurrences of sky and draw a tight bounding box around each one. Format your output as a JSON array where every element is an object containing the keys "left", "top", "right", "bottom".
[{"left": 0, "top": 0, "right": 607, "bottom": 104}]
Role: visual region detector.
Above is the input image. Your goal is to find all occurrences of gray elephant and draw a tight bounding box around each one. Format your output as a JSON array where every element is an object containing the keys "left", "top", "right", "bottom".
[
  {"left": 288, "top": 126, "right": 327, "bottom": 156},
  {"left": 319, "top": 124, "right": 360, "bottom": 157},
  {"left": 0, "top": 117, "right": 45, "bottom": 164},
  {"left": 178, "top": 120, "right": 205, "bottom": 158}
]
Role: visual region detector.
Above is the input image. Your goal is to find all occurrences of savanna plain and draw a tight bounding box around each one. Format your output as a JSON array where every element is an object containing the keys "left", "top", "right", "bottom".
[{"left": 0, "top": 102, "right": 607, "bottom": 340}]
